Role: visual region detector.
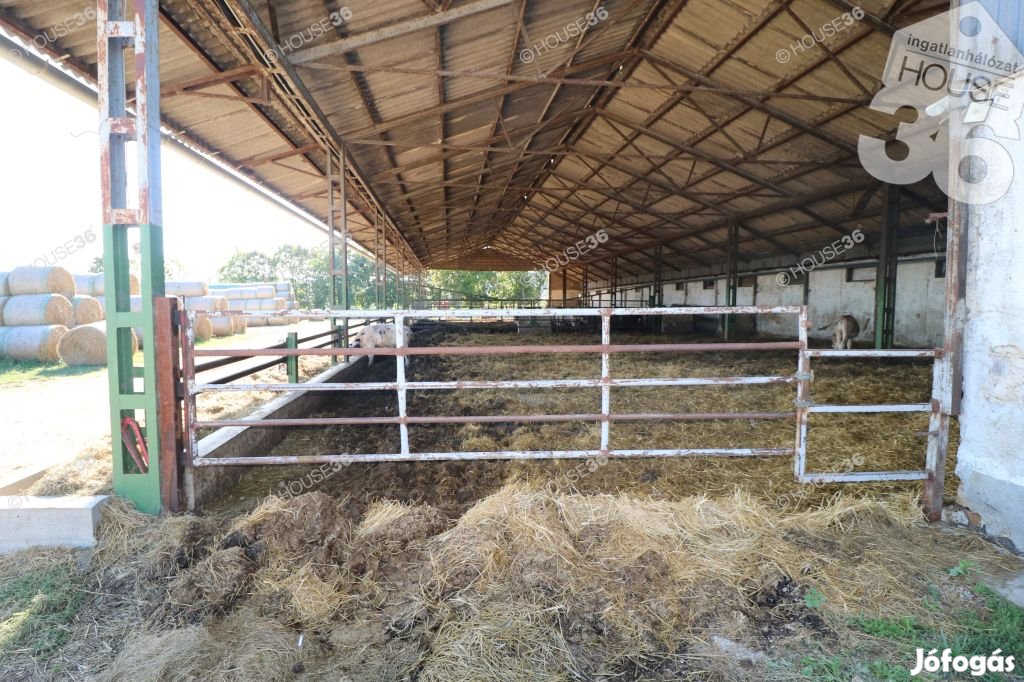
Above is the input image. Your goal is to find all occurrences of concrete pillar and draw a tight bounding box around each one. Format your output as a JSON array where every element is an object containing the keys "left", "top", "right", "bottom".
[
  {"left": 952, "top": 2, "right": 1024, "bottom": 550},
  {"left": 955, "top": 146, "right": 1024, "bottom": 548}
]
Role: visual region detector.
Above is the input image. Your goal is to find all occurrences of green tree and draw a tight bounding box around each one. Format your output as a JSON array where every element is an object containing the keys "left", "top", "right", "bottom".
[
  {"left": 425, "top": 270, "right": 545, "bottom": 301},
  {"left": 273, "top": 245, "right": 331, "bottom": 308},
  {"left": 218, "top": 251, "right": 276, "bottom": 283}
]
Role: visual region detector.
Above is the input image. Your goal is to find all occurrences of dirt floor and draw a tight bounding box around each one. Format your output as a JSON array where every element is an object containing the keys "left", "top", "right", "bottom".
[
  {"left": 0, "top": 322, "right": 328, "bottom": 485},
  {"left": 3, "top": 324, "right": 1023, "bottom": 681}
]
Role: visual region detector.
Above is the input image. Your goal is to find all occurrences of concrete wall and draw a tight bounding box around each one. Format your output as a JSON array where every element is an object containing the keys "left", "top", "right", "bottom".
[
  {"left": 955, "top": 134, "right": 1024, "bottom": 550},
  {"left": 589, "top": 257, "right": 946, "bottom": 347}
]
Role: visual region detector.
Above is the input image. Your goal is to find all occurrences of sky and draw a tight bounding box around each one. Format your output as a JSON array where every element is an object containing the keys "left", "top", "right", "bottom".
[{"left": 0, "top": 51, "right": 324, "bottom": 281}]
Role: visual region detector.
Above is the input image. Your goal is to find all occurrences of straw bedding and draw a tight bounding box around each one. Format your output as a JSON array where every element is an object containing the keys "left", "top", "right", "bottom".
[{"left": 11, "top": 484, "right": 1018, "bottom": 681}]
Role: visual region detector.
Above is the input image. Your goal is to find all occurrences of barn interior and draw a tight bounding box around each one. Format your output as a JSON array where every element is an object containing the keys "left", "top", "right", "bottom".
[{"left": 2, "top": 0, "right": 1024, "bottom": 679}]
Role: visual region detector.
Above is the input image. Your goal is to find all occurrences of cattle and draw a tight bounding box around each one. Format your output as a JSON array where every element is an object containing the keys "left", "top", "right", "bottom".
[
  {"left": 351, "top": 322, "right": 414, "bottom": 367},
  {"left": 818, "top": 314, "right": 860, "bottom": 349}
]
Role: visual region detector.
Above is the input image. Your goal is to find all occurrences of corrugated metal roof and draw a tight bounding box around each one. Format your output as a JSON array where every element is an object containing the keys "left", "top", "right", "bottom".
[{"left": 0, "top": 0, "right": 952, "bottom": 279}]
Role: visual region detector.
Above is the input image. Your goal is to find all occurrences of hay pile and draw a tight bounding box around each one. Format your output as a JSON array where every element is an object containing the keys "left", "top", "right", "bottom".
[
  {"left": 17, "top": 484, "right": 1016, "bottom": 681},
  {"left": 58, "top": 321, "right": 139, "bottom": 366}
]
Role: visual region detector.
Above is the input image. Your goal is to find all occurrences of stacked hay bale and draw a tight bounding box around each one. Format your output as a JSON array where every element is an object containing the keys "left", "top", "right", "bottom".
[
  {"left": 213, "top": 282, "right": 292, "bottom": 327},
  {"left": 0, "top": 266, "right": 76, "bottom": 362},
  {"left": 70, "top": 295, "right": 104, "bottom": 325},
  {"left": 73, "top": 272, "right": 141, "bottom": 298},
  {"left": 164, "top": 281, "right": 246, "bottom": 339},
  {"left": 58, "top": 321, "right": 139, "bottom": 366},
  {"left": 95, "top": 294, "right": 214, "bottom": 346}
]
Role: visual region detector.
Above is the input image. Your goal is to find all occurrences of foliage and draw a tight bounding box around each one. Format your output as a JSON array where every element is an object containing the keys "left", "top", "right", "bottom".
[
  {"left": 214, "top": 247, "right": 547, "bottom": 309},
  {"left": 217, "top": 250, "right": 277, "bottom": 284},
  {"left": 424, "top": 270, "right": 546, "bottom": 301},
  {"left": 948, "top": 560, "right": 977, "bottom": 578},
  {"left": 803, "top": 586, "right": 827, "bottom": 609}
]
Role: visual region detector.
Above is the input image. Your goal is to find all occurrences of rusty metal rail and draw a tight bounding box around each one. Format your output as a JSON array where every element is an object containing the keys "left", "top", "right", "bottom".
[{"left": 181, "top": 305, "right": 951, "bottom": 517}]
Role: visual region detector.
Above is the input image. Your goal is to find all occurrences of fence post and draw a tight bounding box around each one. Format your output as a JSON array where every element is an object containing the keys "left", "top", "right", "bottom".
[{"left": 286, "top": 332, "right": 298, "bottom": 383}]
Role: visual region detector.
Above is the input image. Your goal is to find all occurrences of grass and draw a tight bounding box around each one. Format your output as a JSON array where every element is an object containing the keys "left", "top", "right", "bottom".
[
  {"left": 0, "top": 556, "right": 85, "bottom": 659},
  {"left": 793, "top": 585, "right": 1024, "bottom": 680},
  {"left": 0, "top": 357, "right": 104, "bottom": 386},
  {"left": 846, "top": 583, "right": 1024, "bottom": 681}
]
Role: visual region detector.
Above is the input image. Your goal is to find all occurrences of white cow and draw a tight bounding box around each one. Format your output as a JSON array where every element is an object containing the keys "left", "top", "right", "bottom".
[
  {"left": 818, "top": 314, "right": 860, "bottom": 349},
  {"left": 352, "top": 323, "right": 414, "bottom": 367}
]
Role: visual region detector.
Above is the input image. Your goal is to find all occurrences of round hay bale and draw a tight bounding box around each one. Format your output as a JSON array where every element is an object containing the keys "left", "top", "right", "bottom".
[
  {"left": 71, "top": 295, "right": 104, "bottom": 325},
  {"left": 254, "top": 285, "right": 276, "bottom": 299},
  {"left": 8, "top": 266, "right": 75, "bottom": 299},
  {"left": 0, "top": 296, "right": 8, "bottom": 326},
  {"left": 183, "top": 296, "right": 228, "bottom": 312},
  {"left": 2, "top": 294, "right": 73, "bottom": 326},
  {"left": 267, "top": 316, "right": 289, "bottom": 326},
  {"left": 258, "top": 297, "right": 288, "bottom": 311},
  {"left": 0, "top": 272, "right": 9, "bottom": 296},
  {"left": 209, "top": 317, "right": 234, "bottom": 337},
  {"left": 0, "top": 325, "right": 67, "bottom": 362},
  {"left": 194, "top": 317, "right": 213, "bottom": 342},
  {"left": 58, "top": 322, "right": 138, "bottom": 366},
  {"left": 246, "top": 316, "right": 268, "bottom": 327},
  {"left": 234, "top": 316, "right": 248, "bottom": 334},
  {"left": 73, "top": 274, "right": 96, "bottom": 296},
  {"left": 89, "top": 272, "right": 141, "bottom": 297},
  {"left": 166, "top": 281, "right": 209, "bottom": 297},
  {"left": 94, "top": 295, "right": 142, "bottom": 313}
]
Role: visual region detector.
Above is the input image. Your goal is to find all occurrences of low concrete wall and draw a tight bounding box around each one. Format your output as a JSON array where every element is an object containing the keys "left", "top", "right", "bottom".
[
  {"left": 185, "top": 358, "right": 368, "bottom": 511},
  {"left": 0, "top": 496, "right": 109, "bottom": 554}
]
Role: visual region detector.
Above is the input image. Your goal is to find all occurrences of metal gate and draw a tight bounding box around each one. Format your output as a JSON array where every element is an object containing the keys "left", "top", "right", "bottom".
[{"left": 179, "top": 305, "right": 953, "bottom": 518}]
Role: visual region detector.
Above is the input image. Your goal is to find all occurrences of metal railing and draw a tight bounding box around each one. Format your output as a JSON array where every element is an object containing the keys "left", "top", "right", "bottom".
[{"left": 179, "top": 306, "right": 949, "bottom": 506}]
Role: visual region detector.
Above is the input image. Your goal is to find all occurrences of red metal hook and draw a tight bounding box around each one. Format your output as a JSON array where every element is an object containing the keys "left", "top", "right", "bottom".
[{"left": 120, "top": 416, "right": 149, "bottom": 474}]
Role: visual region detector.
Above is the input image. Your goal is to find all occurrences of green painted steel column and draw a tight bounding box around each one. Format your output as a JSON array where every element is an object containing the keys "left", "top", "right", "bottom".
[
  {"left": 286, "top": 332, "right": 299, "bottom": 383},
  {"left": 100, "top": 0, "right": 166, "bottom": 514}
]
